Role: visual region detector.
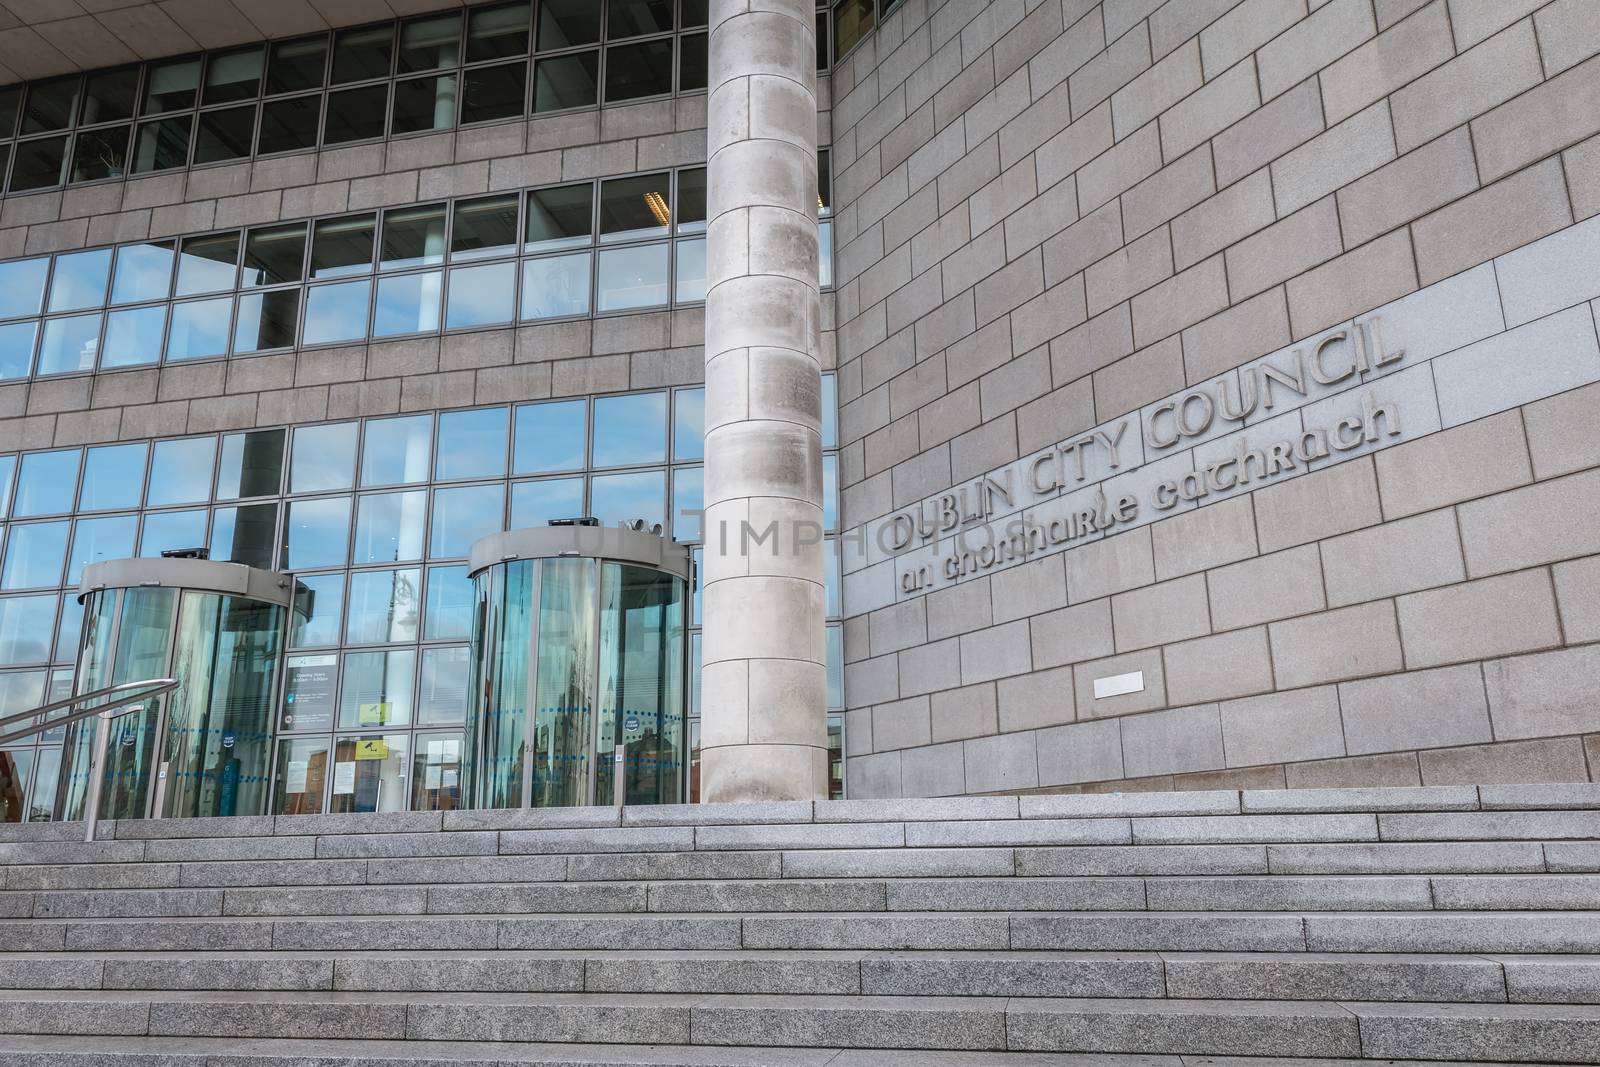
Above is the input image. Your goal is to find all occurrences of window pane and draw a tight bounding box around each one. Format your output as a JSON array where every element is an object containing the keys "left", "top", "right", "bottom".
[
  {"left": 513, "top": 399, "right": 586, "bottom": 473},
  {"left": 48, "top": 249, "right": 112, "bottom": 313},
  {"left": 679, "top": 32, "right": 707, "bottom": 92},
  {"left": 147, "top": 437, "right": 216, "bottom": 506},
  {"left": 80, "top": 444, "right": 146, "bottom": 512},
  {"left": 70, "top": 126, "right": 130, "bottom": 183},
  {"left": 0, "top": 457, "right": 16, "bottom": 522},
  {"left": 677, "top": 168, "right": 706, "bottom": 233},
  {"left": 291, "top": 422, "right": 357, "bottom": 492},
  {"left": 372, "top": 271, "right": 442, "bottom": 338},
  {"left": 605, "top": 39, "right": 673, "bottom": 102},
  {"left": 381, "top": 203, "right": 446, "bottom": 269},
  {"left": 525, "top": 183, "right": 592, "bottom": 252},
  {"left": 461, "top": 62, "right": 527, "bottom": 125},
  {"left": 37, "top": 313, "right": 102, "bottom": 376},
  {"left": 594, "top": 392, "right": 666, "bottom": 466},
  {"left": 392, "top": 74, "right": 457, "bottom": 135},
  {"left": 445, "top": 262, "right": 515, "bottom": 329},
  {"left": 14, "top": 451, "right": 79, "bottom": 518},
  {"left": 597, "top": 242, "right": 669, "bottom": 311},
  {"left": 683, "top": 0, "right": 709, "bottom": 26},
  {"left": 0, "top": 322, "right": 35, "bottom": 379},
  {"left": 165, "top": 297, "right": 232, "bottom": 361},
  {"left": 10, "top": 136, "right": 67, "bottom": 191},
  {"left": 257, "top": 96, "right": 319, "bottom": 154},
  {"left": 600, "top": 173, "right": 670, "bottom": 242},
  {"left": 436, "top": 407, "right": 508, "bottom": 480},
  {"left": 193, "top": 105, "right": 256, "bottom": 165},
  {"left": 303, "top": 280, "right": 371, "bottom": 345},
  {"left": 418, "top": 649, "right": 469, "bottom": 724},
  {"left": 821, "top": 374, "right": 837, "bottom": 449},
  {"left": 400, "top": 13, "right": 461, "bottom": 73},
  {"left": 353, "top": 490, "right": 426, "bottom": 564},
  {"left": 217, "top": 429, "right": 284, "bottom": 500},
  {"left": 818, "top": 150, "right": 833, "bottom": 215},
  {"left": 291, "top": 576, "right": 343, "bottom": 648},
  {"left": 346, "top": 568, "right": 421, "bottom": 644},
  {"left": 205, "top": 46, "right": 264, "bottom": 105},
  {"left": 0, "top": 86, "right": 17, "bottom": 138},
  {"left": 674, "top": 237, "right": 706, "bottom": 303},
  {"left": 823, "top": 451, "right": 838, "bottom": 531},
  {"left": 533, "top": 53, "right": 598, "bottom": 112},
  {"left": 54, "top": 601, "right": 83, "bottom": 665},
  {"left": 818, "top": 219, "right": 833, "bottom": 288},
  {"left": 24, "top": 77, "right": 79, "bottom": 134},
  {"left": 520, "top": 252, "right": 590, "bottom": 320},
  {"left": 209, "top": 502, "right": 277, "bottom": 569},
  {"left": 538, "top": 0, "right": 601, "bottom": 47},
  {"left": 674, "top": 387, "right": 703, "bottom": 461},
  {"left": 673, "top": 465, "right": 702, "bottom": 541},
  {"left": 826, "top": 624, "right": 843, "bottom": 708},
  {"left": 833, "top": 0, "right": 875, "bottom": 60},
  {"left": 273, "top": 735, "right": 328, "bottom": 817},
  {"left": 429, "top": 483, "right": 504, "bottom": 558},
  {"left": 110, "top": 242, "right": 174, "bottom": 305},
  {"left": 423, "top": 564, "right": 472, "bottom": 639},
  {"left": 451, "top": 194, "right": 518, "bottom": 261},
  {"left": 240, "top": 224, "right": 306, "bottom": 287},
  {"left": 361, "top": 415, "right": 432, "bottom": 487},
  {"left": 68, "top": 515, "right": 137, "bottom": 583},
  {"left": 143, "top": 58, "right": 200, "bottom": 114},
  {"left": 323, "top": 84, "right": 388, "bottom": 144},
  {"left": 2, "top": 521, "right": 69, "bottom": 589},
  {"left": 338, "top": 649, "right": 415, "bottom": 728},
  {"left": 234, "top": 289, "right": 299, "bottom": 353},
  {"left": 331, "top": 731, "right": 410, "bottom": 812},
  {"left": 131, "top": 117, "right": 192, "bottom": 173},
  {"left": 509, "top": 477, "right": 583, "bottom": 527},
  {"left": 0, "top": 258, "right": 49, "bottom": 318},
  {"left": 175, "top": 233, "right": 239, "bottom": 296},
  {"left": 590, "top": 470, "right": 664, "bottom": 529},
  {"left": 0, "top": 596, "right": 56, "bottom": 666},
  {"left": 332, "top": 25, "right": 394, "bottom": 84},
  {"left": 468, "top": 2, "right": 532, "bottom": 62},
  {"left": 139, "top": 508, "right": 207, "bottom": 557},
  {"left": 267, "top": 36, "right": 328, "bottom": 95},
  {"left": 282, "top": 496, "right": 351, "bottom": 569},
  {"left": 101, "top": 305, "right": 166, "bottom": 369},
  {"left": 609, "top": 0, "right": 673, "bottom": 37},
  {"left": 311, "top": 214, "right": 375, "bottom": 278}
]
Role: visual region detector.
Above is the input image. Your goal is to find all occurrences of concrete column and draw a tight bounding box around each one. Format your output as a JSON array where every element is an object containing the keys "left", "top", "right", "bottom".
[{"left": 700, "top": 0, "right": 828, "bottom": 802}]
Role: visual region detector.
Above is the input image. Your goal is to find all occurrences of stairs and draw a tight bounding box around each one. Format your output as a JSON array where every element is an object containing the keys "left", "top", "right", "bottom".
[{"left": 0, "top": 786, "right": 1598, "bottom": 1065}]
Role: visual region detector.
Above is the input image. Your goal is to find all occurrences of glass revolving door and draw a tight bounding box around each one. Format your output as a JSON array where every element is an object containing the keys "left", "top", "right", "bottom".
[
  {"left": 57, "top": 558, "right": 301, "bottom": 822},
  {"left": 466, "top": 525, "right": 689, "bottom": 809}
]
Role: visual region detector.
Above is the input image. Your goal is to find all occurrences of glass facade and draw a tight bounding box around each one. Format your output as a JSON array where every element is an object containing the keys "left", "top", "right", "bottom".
[
  {"left": 0, "top": 2, "right": 833, "bottom": 195},
  {"left": 0, "top": 378, "right": 842, "bottom": 820},
  {"left": 0, "top": 159, "right": 833, "bottom": 384}
]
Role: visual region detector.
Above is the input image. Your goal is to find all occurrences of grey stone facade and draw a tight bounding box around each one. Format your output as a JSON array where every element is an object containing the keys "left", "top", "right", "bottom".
[{"left": 830, "top": 0, "right": 1600, "bottom": 797}]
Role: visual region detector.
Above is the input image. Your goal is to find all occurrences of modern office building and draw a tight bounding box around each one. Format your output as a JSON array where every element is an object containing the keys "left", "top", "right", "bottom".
[{"left": 0, "top": 0, "right": 1598, "bottom": 821}]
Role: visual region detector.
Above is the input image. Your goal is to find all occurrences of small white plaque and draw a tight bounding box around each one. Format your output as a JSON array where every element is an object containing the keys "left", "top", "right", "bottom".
[{"left": 1093, "top": 671, "right": 1145, "bottom": 699}]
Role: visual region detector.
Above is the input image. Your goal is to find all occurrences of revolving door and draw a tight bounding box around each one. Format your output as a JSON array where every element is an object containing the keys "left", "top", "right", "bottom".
[
  {"left": 465, "top": 525, "right": 689, "bottom": 809},
  {"left": 56, "top": 558, "right": 301, "bottom": 822}
]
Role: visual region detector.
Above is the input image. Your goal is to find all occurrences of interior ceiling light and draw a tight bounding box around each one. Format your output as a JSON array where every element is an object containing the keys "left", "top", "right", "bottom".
[{"left": 644, "top": 191, "right": 671, "bottom": 227}]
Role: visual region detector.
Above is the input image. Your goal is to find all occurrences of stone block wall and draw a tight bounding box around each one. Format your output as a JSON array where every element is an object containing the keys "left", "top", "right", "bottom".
[{"left": 829, "top": 0, "right": 1600, "bottom": 795}]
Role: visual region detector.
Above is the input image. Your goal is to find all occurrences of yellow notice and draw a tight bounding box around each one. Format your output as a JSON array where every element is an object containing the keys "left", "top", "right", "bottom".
[
  {"left": 353, "top": 739, "right": 389, "bottom": 761},
  {"left": 358, "top": 702, "right": 391, "bottom": 725}
]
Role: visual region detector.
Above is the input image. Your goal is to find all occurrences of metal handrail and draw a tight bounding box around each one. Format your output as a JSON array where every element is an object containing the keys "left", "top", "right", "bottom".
[{"left": 0, "top": 677, "right": 178, "bottom": 843}]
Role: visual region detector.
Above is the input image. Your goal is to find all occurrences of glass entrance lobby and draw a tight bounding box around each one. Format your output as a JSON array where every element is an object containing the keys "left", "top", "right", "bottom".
[
  {"left": 57, "top": 558, "right": 301, "bottom": 822},
  {"left": 465, "top": 524, "right": 689, "bottom": 809}
]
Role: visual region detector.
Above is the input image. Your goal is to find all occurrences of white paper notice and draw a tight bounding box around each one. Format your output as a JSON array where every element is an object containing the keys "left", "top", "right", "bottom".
[
  {"left": 286, "top": 760, "right": 309, "bottom": 793},
  {"left": 332, "top": 761, "right": 356, "bottom": 795}
]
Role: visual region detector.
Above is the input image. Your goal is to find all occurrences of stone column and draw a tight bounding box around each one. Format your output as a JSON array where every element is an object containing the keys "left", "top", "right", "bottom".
[{"left": 699, "top": 0, "right": 828, "bottom": 802}]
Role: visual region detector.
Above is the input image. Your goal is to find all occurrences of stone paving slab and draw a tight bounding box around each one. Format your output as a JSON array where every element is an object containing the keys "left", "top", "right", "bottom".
[{"left": 1004, "top": 997, "right": 1362, "bottom": 1057}]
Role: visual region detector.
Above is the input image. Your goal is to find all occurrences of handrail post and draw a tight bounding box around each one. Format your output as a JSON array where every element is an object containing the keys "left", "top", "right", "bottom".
[{"left": 83, "top": 708, "right": 113, "bottom": 844}]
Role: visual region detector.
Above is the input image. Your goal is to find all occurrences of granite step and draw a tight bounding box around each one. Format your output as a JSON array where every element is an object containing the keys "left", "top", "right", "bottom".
[
  {"left": 7, "top": 948, "right": 1595, "bottom": 1002},
  {"left": 1, "top": 990, "right": 1599, "bottom": 1060}
]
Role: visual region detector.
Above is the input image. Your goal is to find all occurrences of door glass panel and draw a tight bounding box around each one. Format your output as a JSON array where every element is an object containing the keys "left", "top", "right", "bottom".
[
  {"left": 411, "top": 731, "right": 463, "bottom": 810},
  {"left": 273, "top": 735, "right": 328, "bottom": 814},
  {"left": 161, "top": 592, "right": 282, "bottom": 818},
  {"left": 530, "top": 557, "right": 595, "bottom": 807},
  {"left": 595, "top": 563, "right": 683, "bottom": 805},
  {"left": 330, "top": 732, "right": 409, "bottom": 812},
  {"left": 467, "top": 560, "right": 529, "bottom": 808}
]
